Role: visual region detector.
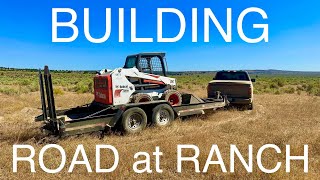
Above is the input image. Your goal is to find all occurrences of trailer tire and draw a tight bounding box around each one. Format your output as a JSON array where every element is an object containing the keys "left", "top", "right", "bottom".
[
  {"left": 132, "top": 93, "right": 153, "bottom": 103},
  {"left": 163, "top": 90, "right": 182, "bottom": 106},
  {"left": 121, "top": 107, "right": 147, "bottom": 134},
  {"left": 152, "top": 104, "right": 174, "bottom": 127}
]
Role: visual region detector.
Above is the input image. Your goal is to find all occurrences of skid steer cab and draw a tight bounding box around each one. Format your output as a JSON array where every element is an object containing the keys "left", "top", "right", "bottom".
[{"left": 94, "top": 52, "right": 182, "bottom": 106}]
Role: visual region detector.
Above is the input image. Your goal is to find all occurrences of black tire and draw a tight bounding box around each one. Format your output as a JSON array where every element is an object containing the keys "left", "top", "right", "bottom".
[
  {"left": 152, "top": 104, "right": 175, "bottom": 127},
  {"left": 163, "top": 90, "right": 182, "bottom": 106},
  {"left": 132, "top": 93, "right": 153, "bottom": 103},
  {"left": 248, "top": 103, "right": 253, "bottom": 110},
  {"left": 121, "top": 107, "right": 147, "bottom": 134}
]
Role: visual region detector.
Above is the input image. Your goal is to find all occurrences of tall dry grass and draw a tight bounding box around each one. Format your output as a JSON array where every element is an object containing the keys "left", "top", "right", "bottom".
[{"left": 0, "top": 89, "right": 320, "bottom": 179}]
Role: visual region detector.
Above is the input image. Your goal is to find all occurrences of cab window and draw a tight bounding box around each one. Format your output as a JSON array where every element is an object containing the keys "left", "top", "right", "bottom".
[
  {"left": 215, "top": 72, "right": 250, "bottom": 81},
  {"left": 124, "top": 56, "right": 137, "bottom": 68}
]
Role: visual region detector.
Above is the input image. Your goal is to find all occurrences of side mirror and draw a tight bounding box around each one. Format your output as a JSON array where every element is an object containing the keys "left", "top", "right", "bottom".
[
  {"left": 212, "top": 77, "right": 215, "bottom": 80},
  {"left": 251, "top": 79, "right": 256, "bottom": 82}
]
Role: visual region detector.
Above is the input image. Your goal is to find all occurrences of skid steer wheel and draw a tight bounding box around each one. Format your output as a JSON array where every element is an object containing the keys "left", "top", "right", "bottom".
[
  {"left": 152, "top": 104, "right": 174, "bottom": 127},
  {"left": 163, "top": 90, "right": 182, "bottom": 106},
  {"left": 121, "top": 107, "right": 147, "bottom": 134},
  {"left": 132, "top": 93, "right": 153, "bottom": 103}
]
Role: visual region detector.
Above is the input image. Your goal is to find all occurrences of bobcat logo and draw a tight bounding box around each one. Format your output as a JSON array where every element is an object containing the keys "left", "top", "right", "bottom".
[{"left": 96, "top": 92, "right": 106, "bottom": 99}]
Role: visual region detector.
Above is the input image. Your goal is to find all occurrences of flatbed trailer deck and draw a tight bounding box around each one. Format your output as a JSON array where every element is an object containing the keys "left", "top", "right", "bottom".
[{"left": 35, "top": 66, "right": 228, "bottom": 137}]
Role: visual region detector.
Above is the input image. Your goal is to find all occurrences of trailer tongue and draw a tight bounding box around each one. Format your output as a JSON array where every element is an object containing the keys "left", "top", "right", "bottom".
[{"left": 35, "top": 66, "right": 228, "bottom": 137}]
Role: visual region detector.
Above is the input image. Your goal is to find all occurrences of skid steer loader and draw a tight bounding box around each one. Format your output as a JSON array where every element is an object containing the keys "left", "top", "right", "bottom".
[{"left": 95, "top": 52, "right": 182, "bottom": 106}]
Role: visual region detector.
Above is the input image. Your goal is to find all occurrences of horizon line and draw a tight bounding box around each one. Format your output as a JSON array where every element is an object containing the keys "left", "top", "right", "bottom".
[{"left": 1, "top": 66, "right": 320, "bottom": 73}]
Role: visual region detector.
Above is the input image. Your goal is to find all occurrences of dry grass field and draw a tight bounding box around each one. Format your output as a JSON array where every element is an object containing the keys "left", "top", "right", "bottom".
[{"left": 1, "top": 86, "right": 320, "bottom": 179}]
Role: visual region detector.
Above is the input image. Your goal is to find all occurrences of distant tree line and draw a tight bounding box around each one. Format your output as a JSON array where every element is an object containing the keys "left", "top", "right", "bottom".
[
  {"left": 0, "top": 67, "right": 319, "bottom": 76},
  {"left": 0, "top": 67, "right": 96, "bottom": 74}
]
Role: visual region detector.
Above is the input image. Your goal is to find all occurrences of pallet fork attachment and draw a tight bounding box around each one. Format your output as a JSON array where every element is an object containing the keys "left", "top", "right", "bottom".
[
  {"left": 44, "top": 66, "right": 57, "bottom": 119},
  {"left": 36, "top": 66, "right": 123, "bottom": 137},
  {"left": 38, "top": 69, "right": 47, "bottom": 120},
  {"left": 37, "top": 66, "right": 60, "bottom": 135}
]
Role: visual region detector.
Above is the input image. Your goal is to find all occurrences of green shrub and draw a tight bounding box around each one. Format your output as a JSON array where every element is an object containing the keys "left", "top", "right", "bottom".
[
  {"left": 53, "top": 87, "right": 64, "bottom": 95},
  {"left": 306, "top": 84, "right": 320, "bottom": 96},
  {"left": 28, "top": 82, "right": 39, "bottom": 92},
  {"left": 274, "top": 90, "right": 281, "bottom": 95},
  {"left": 73, "top": 82, "right": 91, "bottom": 93},
  {"left": 0, "top": 87, "right": 19, "bottom": 95},
  {"left": 302, "top": 84, "right": 308, "bottom": 90},
  {"left": 275, "top": 79, "right": 285, "bottom": 87},
  {"left": 270, "top": 83, "right": 279, "bottom": 89},
  {"left": 296, "top": 85, "right": 304, "bottom": 91},
  {"left": 263, "top": 88, "right": 273, "bottom": 94},
  {"left": 283, "top": 87, "right": 295, "bottom": 94},
  {"left": 253, "top": 89, "right": 261, "bottom": 94},
  {"left": 20, "top": 79, "right": 31, "bottom": 86},
  {"left": 307, "top": 84, "right": 314, "bottom": 92},
  {"left": 88, "top": 82, "right": 93, "bottom": 93}
]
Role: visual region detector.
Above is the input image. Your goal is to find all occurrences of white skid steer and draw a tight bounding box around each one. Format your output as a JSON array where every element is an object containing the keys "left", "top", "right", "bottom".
[{"left": 94, "top": 52, "right": 182, "bottom": 106}]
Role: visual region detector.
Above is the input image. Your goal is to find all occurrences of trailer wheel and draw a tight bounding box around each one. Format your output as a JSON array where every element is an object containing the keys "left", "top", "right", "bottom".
[
  {"left": 121, "top": 107, "right": 147, "bottom": 134},
  {"left": 132, "top": 93, "right": 153, "bottom": 103},
  {"left": 163, "top": 90, "right": 182, "bottom": 106},
  {"left": 152, "top": 104, "right": 174, "bottom": 127}
]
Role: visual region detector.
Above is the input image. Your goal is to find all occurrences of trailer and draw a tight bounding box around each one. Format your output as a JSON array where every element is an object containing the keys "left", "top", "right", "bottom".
[{"left": 35, "top": 66, "right": 228, "bottom": 137}]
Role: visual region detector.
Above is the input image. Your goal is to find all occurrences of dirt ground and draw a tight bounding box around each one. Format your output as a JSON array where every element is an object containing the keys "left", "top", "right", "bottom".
[{"left": 0, "top": 91, "right": 320, "bottom": 179}]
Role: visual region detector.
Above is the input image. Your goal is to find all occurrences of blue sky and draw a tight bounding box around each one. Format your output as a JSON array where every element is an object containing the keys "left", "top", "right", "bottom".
[{"left": 0, "top": 0, "right": 319, "bottom": 71}]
